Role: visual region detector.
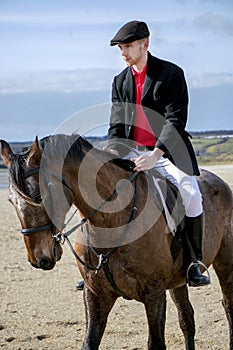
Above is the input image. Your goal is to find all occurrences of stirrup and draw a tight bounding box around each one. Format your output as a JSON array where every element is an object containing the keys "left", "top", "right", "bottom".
[{"left": 186, "top": 260, "right": 211, "bottom": 286}]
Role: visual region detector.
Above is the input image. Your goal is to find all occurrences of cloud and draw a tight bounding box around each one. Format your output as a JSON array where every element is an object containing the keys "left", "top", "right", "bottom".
[
  {"left": 194, "top": 12, "right": 233, "bottom": 36},
  {"left": 0, "top": 14, "right": 117, "bottom": 25},
  {"left": 188, "top": 72, "right": 233, "bottom": 88},
  {"left": 0, "top": 69, "right": 117, "bottom": 94}
]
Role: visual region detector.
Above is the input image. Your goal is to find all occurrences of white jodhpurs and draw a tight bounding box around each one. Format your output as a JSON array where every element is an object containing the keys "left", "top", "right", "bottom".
[{"left": 126, "top": 152, "right": 203, "bottom": 218}]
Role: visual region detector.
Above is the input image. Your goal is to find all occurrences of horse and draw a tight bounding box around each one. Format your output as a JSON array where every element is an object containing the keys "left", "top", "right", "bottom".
[{"left": 1, "top": 134, "right": 233, "bottom": 350}]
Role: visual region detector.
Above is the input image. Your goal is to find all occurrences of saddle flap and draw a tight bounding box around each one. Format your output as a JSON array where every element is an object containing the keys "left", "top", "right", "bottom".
[{"left": 146, "top": 169, "right": 185, "bottom": 234}]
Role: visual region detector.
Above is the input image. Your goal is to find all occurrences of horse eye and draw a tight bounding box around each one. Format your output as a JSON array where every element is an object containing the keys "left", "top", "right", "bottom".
[{"left": 34, "top": 194, "right": 42, "bottom": 203}]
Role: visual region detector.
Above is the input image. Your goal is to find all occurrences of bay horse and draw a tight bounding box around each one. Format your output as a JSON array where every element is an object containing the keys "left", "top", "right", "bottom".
[{"left": 1, "top": 134, "right": 233, "bottom": 350}]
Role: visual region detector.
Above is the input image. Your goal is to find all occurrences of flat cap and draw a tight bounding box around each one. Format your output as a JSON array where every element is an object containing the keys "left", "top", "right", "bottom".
[{"left": 110, "top": 20, "right": 150, "bottom": 46}]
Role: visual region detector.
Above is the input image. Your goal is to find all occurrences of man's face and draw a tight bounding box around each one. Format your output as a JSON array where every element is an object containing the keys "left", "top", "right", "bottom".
[{"left": 118, "top": 39, "right": 148, "bottom": 67}]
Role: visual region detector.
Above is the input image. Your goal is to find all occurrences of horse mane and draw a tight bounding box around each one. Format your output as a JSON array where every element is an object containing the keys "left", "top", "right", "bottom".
[
  {"left": 39, "top": 134, "right": 93, "bottom": 163},
  {"left": 39, "top": 134, "right": 135, "bottom": 172},
  {"left": 9, "top": 134, "right": 135, "bottom": 195}
]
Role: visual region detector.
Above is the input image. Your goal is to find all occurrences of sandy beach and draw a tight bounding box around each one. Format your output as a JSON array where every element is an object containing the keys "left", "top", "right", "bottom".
[{"left": 0, "top": 165, "right": 232, "bottom": 349}]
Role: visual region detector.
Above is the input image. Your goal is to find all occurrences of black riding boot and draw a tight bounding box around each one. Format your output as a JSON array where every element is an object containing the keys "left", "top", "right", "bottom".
[{"left": 185, "top": 213, "right": 210, "bottom": 287}]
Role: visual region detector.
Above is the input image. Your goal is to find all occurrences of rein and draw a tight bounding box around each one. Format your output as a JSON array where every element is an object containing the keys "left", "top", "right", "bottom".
[{"left": 63, "top": 171, "right": 139, "bottom": 269}]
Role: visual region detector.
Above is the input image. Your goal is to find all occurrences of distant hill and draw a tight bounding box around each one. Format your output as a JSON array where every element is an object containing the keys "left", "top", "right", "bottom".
[
  {"left": 191, "top": 131, "right": 233, "bottom": 165},
  {"left": 1, "top": 131, "right": 233, "bottom": 168}
]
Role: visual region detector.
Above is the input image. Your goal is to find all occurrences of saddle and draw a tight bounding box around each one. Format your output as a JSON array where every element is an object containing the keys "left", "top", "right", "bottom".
[
  {"left": 146, "top": 169, "right": 184, "bottom": 227},
  {"left": 146, "top": 168, "right": 186, "bottom": 261}
]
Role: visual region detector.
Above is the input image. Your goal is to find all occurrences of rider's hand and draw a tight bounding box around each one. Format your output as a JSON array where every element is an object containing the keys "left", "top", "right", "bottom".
[{"left": 131, "top": 148, "right": 164, "bottom": 172}]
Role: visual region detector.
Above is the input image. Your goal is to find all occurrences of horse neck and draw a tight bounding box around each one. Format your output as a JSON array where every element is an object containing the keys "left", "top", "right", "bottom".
[{"left": 66, "top": 149, "right": 131, "bottom": 226}]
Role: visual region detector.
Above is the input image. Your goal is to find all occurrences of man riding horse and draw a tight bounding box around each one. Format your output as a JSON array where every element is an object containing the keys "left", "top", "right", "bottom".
[
  {"left": 107, "top": 20, "right": 209, "bottom": 287},
  {"left": 76, "top": 20, "right": 210, "bottom": 290}
]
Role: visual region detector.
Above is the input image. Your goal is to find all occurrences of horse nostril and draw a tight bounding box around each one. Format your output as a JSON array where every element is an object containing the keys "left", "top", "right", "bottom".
[{"left": 39, "top": 258, "right": 55, "bottom": 270}]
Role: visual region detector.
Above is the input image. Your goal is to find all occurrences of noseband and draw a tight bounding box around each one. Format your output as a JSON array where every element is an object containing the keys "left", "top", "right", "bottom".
[{"left": 21, "top": 223, "right": 53, "bottom": 235}]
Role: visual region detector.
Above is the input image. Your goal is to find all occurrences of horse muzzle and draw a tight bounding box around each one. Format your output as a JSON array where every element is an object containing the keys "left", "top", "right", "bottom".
[{"left": 29, "top": 241, "right": 63, "bottom": 270}]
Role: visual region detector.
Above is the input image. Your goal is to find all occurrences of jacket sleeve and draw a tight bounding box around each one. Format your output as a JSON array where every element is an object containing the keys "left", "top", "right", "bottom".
[
  {"left": 155, "top": 67, "right": 189, "bottom": 154},
  {"left": 108, "top": 77, "right": 126, "bottom": 140},
  {"left": 107, "top": 77, "right": 132, "bottom": 155}
]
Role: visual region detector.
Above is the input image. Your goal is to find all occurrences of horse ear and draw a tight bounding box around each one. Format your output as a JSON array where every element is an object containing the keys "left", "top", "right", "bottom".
[
  {"left": 0, "top": 140, "right": 14, "bottom": 168},
  {"left": 27, "top": 136, "right": 42, "bottom": 167}
]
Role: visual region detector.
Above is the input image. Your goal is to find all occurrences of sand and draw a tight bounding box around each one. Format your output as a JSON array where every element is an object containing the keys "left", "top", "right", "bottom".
[{"left": 0, "top": 165, "right": 232, "bottom": 349}]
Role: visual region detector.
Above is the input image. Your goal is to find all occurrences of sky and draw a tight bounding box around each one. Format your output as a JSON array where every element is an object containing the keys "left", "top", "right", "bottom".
[{"left": 0, "top": 0, "right": 233, "bottom": 141}]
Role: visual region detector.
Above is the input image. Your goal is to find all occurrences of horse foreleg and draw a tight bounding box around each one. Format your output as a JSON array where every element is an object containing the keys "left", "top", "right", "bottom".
[
  {"left": 144, "top": 290, "right": 167, "bottom": 350},
  {"left": 81, "top": 286, "right": 117, "bottom": 350},
  {"left": 169, "top": 285, "right": 195, "bottom": 350}
]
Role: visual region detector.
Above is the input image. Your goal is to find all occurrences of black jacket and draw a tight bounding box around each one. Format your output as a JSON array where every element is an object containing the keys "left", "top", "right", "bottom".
[{"left": 108, "top": 52, "right": 199, "bottom": 176}]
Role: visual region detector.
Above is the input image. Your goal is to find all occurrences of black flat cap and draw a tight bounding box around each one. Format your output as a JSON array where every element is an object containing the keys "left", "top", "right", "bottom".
[{"left": 110, "top": 20, "right": 150, "bottom": 46}]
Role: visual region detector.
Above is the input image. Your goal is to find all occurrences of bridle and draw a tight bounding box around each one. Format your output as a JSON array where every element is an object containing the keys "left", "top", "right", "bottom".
[
  {"left": 19, "top": 166, "right": 71, "bottom": 241},
  {"left": 17, "top": 162, "right": 139, "bottom": 299}
]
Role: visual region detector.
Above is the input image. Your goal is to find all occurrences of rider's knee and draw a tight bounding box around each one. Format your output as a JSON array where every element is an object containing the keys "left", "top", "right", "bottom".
[{"left": 185, "top": 191, "right": 203, "bottom": 217}]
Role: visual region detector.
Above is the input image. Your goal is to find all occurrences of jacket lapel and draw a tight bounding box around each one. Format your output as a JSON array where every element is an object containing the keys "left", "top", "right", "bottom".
[
  {"left": 123, "top": 68, "right": 135, "bottom": 103},
  {"left": 142, "top": 52, "right": 159, "bottom": 100},
  {"left": 142, "top": 75, "right": 153, "bottom": 100}
]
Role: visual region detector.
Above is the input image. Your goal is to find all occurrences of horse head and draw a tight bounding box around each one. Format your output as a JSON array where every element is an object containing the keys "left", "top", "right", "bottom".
[
  {"left": 1, "top": 134, "right": 153, "bottom": 270},
  {"left": 0, "top": 137, "right": 69, "bottom": 270}
]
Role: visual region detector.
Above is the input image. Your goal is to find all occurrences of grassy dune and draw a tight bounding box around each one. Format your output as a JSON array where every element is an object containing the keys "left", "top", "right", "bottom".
[{"left": 192, "top": 135, "right": 233, "bottom": 164}]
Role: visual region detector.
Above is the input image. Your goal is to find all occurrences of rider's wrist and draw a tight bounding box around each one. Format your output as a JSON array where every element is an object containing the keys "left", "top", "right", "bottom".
[{"left": 151, "top": 147, "right": 164, "bottom": 161}]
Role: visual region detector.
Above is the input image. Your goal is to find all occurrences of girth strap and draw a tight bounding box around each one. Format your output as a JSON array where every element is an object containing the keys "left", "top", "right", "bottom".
[{"left": 103, "top": 261, "right": 131, "bottom": 300}]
